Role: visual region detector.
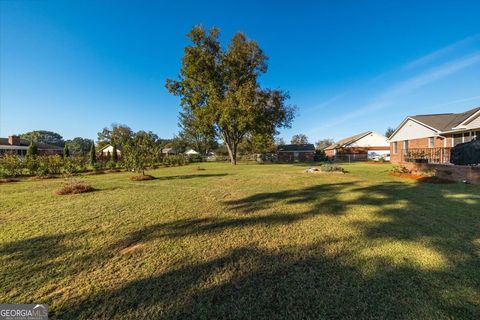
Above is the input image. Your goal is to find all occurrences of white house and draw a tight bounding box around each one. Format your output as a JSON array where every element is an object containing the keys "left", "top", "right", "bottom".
[
  {"left": 185, "top": 149, "right": 199, "bottom": 155},
  {"left": 98, "top": 144, "right": 121, "bottom": 157}
]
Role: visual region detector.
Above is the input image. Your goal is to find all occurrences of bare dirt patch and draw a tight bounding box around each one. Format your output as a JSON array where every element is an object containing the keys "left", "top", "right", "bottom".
[
  {"left": 130, "top": 175, "right": 155, "bottom": 181},
  {"left": 389, "top": 172, "right": 454, "bottom": 184},
  {"left": 0, "top": 178, "right": 19, "bottom": 184},
  {"left": 367, "top": 161, "right": 390, "bottom": 165},
  {"left": 119, "top": 243, "right": 144, "bottom": 255},
  {"left": 29, "top": 175, "right": 58, "bottom": 180},
  {"left": 54, "top": 182, "right": 94, "bottom": 195}
]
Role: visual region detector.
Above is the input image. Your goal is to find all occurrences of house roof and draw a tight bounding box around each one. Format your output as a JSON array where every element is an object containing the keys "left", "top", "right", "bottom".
[
  {"left": 277, "top": 144, "right": 315, "bottom": 152},
  {"left": 324, "top": 131, "right": 372, "bottom": 150},
  {"left": 162, "top": 147, "right": 176, "bottom": 153},
  {"left": 0, "top": 138, "right": 62, "bottom": 150},
  {"left": 409, "top": 107, "right": 480, "bottom": 132},
  {"left": 98, "top": 144, "right": 122, "bottom": 152}
]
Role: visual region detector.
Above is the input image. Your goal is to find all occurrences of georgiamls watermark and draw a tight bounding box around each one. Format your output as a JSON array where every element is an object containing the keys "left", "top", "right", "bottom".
[{"left": 0, "top": 304, "right": 48, "bottom": 320}]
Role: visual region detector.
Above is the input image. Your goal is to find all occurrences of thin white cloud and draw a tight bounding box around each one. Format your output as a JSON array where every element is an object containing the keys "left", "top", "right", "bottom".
[
  {"left": 402, "top": 34, "right": 480, "bottom": 70},
  {"left": 302, "top": 93, "right": 345, "bottom": 113},
  {"left": 308, "top": 52, "right": 480, "bottom": 133}
]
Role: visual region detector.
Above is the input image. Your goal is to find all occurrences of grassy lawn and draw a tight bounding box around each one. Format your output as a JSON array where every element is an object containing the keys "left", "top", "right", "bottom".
[{"left": 1, "top": 162, "right": 479, "bottom": 319}]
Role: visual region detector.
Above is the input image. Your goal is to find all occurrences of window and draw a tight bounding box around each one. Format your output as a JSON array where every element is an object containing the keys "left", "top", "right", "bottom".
[
  {"left": 453, "top": 134, "right": 463, "bottom": 146},
  {"left": 428, "top": 137, "right": 434, "bottom": 148},
  {"left": 403, "top": 141, "right": 409, "bottom": 155},
  {"left": 392, "top": 142, "right": 398, "bottom": 154},
  {"left": 464, "top": 132, "right": 473, "bottom": 143}
]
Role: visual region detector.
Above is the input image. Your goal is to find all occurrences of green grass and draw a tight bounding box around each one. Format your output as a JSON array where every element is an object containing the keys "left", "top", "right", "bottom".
[{"left": 1, "top": 162, "right": 479, "bottom": 319}]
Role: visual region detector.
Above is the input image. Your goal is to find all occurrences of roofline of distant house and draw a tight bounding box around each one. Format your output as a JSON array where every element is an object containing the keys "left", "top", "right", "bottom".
[
  {"left": 388, "top": 117, "right": 440, "bottom": 141},
  {"left": 277, "top": 150, "right": 315, "bottom": 153},
  {"left": 325, "top": 131, "right": 373, "bottom": 150}
]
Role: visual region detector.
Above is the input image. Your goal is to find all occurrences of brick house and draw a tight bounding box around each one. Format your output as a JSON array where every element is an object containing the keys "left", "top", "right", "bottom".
[
  {"left": 0, "top": 135, "right": 63, "bottom": 156},
  {"left": 277, "top": 144, "right": 315, "bottom": 162},
  {"left": 324, "top": 131, "right": 389, "bottom": 161},
  {"left": 388, "top": 106, "right": 480, "bottom": 164}
]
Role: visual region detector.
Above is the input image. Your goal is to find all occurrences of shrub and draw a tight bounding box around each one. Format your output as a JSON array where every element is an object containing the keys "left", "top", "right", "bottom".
[
  {"left": 43, "top": 155, "right": 63, "bottom": 175},
  {"left": 187, "top": 154, "right": 203, "bottom": 163},
  {"left": 89, "top": 143, "right": 96, "bottom": 165},
  {"left": 106, "top": 160, "right": 117, "bottom": 170},
  {"left": 0, "top": 155, "right": 25, "bottom": 178},
  {"left": 314, "top": 150, "right": 327, "bottom": 161},
  {"left": 62, "top": 156, "right": 88, "bottom": 175},
  {"left": 391, "top": 165, "right": 411, "bottom": 174},
  {"left": 63, "top": 145, "right": 70, "bottom": 158},
  {"left": 320, "top": 163, "right": 345, "bottom": 173},
  {"left": 26, "top": 156, "right": 39, "bottom": 176},
  {"left": 163, "top": 155, "right": 187, "bottom": 167}
]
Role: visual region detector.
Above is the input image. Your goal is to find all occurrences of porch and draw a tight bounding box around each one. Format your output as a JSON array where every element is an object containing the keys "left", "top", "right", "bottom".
[{"left": 402, "top": 147, "right": 452, "bottom": 164}]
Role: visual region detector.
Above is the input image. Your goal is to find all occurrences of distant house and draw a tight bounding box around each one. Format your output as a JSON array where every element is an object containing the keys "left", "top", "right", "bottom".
[
  {"left": 185, "top": 149, "right": 199, "bottom": 155},
  {"left": 324, "top": 131, "right": 389, "bottom": 161},
  {"left": 277, "top": 144, "right": 315, "bottom": 162},
  {"left": 162, "top": 147, "right": 177, "bottom": 155},
  {"left": 389, "top": 106, "right": 480, "bottom": 164},
  {"left": 98, "top": 144, "right": 121, "bottom": 158},
  {"left": 0, "top": 135, "right": 62, "bottom": 156}
]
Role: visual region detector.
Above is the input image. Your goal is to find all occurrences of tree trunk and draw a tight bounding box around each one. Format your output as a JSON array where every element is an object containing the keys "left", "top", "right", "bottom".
[
  {"left": 225, "top": 143, "right": 236, "bottom": 165},
  {"left": 221, "top": 131, "right": 237, "bottom": 165}
]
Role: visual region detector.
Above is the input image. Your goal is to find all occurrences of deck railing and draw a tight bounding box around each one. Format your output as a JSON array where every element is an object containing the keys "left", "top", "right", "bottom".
[{"left": 404, "top": 147, "right": 451, "bottom": 164}]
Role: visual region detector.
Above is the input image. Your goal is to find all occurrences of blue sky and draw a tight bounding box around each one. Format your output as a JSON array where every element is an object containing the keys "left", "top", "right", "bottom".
[{"left": 1, "top": 0, "right": 479, "bottom": 142}]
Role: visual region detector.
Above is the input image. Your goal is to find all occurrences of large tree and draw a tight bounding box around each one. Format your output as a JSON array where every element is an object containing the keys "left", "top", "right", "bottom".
[
  {"left": 97, "top": 124, "right": 133, "bottom": 149},
  {"left": 291, "top": 134, "right": 309, "bottom": 145},
  {"left": 65, "top": 137, "right": 92, "bottom": 156},
  {"left": 19, "top": 130, "right": 64, "bottom": 147},
  {"left": 315, "top": 138, "right": 334, "bottom": 150},
  {"left": 166, "top": 26, "right": 295, "bottom": 164}
]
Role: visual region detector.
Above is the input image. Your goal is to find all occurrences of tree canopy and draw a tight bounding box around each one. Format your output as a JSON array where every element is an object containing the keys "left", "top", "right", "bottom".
[
  {"left": 19, "top": 130, "right": 64, "bottom": 147},
  {"left": 178, "top": 109, "right": 217, "bottom": 155},
  {"left": 385, "top": 127, "right": 395, "bottom": 138},
  {"left": 315, "top": 138, "right": 334, "bottom": 150},
  {"left": 166, "top": 26, "right": 295, "bottom": 164},
  {"left": 65, "top": 137, "right": 92, "bottom": 156},
  {"left": 291, "top": 134, "right": 309, "bottom": 145},
  {"left": 97, "top": 124, "right": 133, "bottom": 149}
]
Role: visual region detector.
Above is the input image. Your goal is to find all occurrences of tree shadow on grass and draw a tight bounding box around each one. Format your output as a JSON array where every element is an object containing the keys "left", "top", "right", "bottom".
[
  {"left": 55, "top": 239, "right": 478, "bottom": 319},
  {"left": 154, "top": 173, "right": 228, "bottom": 181},
  {"left": 0, "top": 231, "right": 88, "bottom": 300},
  {"left": 63, "top": 180, "right": 478, "bottom": 319},
  {"left": 6, "top": 179, "right": 479, "bottom": 318},
  {"left": 111, "top": 214, "right": 302, "bottom": 252}
]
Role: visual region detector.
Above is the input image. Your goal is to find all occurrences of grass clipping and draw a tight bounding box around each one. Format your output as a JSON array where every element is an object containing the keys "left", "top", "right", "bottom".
[{"left": 54, "top": 181, "right": 94, "bottom": 195}]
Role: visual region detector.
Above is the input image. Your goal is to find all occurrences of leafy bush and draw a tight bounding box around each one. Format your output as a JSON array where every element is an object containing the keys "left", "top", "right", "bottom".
[
  {"left": 314, "top": 150, "right": 327, "bottom": 161},
  {"left": 163, "top": 155, "right": 187, "bottom": 167},
  {"left": 106, "top": 160, "right": 117, "bottom": 170},
  {"left": 43, "top": 155, "right": 63, "bottom": 175},
  {"left": 62, "top": 156, "right": 88, "bottom": 175},
  {"left": 0, "top": 155, "right": 25, "bottom": 178},
  {"left": 320, "top": 163, "right": 345, "bottom": 173},
  {"left": 391, "top": 165, "right": 411, "bottom": 174},
  {"left": 187, "top": 154, "right": 203, "bottom": 163}
]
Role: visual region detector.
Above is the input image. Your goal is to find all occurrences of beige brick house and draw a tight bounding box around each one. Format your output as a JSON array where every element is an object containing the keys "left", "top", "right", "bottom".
[{"left": 388, "top": 106, "right": 480, "bottom": 164}]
